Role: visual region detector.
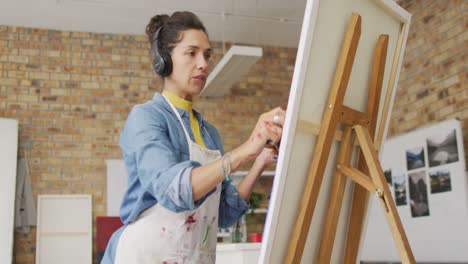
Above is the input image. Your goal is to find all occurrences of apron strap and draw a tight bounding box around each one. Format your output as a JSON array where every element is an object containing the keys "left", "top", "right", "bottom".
[{"left": 162, "top": 94, "right": 193, "bottom": 153}]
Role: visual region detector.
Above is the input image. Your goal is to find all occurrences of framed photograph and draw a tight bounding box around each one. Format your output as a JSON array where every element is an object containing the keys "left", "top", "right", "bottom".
[
  {"left": 393, "top": 174, "right": 407, "bottom": 206},
  {"left": 429, "top": 169, "right": 452, "bottom": 194},
  {"left": 427, "top": 129, "right": 459, "bottom": 167},
  {"left": 408, "top": 171, "right": 430, "bottom": 217},
  {"left": 384, "top": 169, "right": 393, "bottom": 185},
  {"left": 405, "top": 147, "right": 425, "bottom": 171}
]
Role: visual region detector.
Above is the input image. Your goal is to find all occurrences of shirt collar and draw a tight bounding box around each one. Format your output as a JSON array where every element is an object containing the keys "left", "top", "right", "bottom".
[
  {"left": 153, "top": 92, "right": 205, "bottom": 126},
  {"left": 162, "top": 90, "right": 193, "bottom": 112}
]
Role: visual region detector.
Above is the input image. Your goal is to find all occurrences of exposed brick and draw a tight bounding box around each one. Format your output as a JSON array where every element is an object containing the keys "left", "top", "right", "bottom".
[
  {"left": 8, "top": 70, "right": 27, "bottom": 78},
  {"left": 17, "top": 94, "right": 38, "bottom": 102},
  {"left": 49, "top": 73, "right": 69, "bottom": 80},
  {"left": 29, "top": 72, "right": 49, "bottom": 80},
  {"left": 0, "top": 94, "right": 17, "bottom": 101},
  {"left": 390, "top": 0, "right": 467, "bottom": 164},
  {"left": 7, "top": 103, "right": 26, "bottom": 109},
  {"left": 41, "top": 95, "right": 57, "bottom": 102}
]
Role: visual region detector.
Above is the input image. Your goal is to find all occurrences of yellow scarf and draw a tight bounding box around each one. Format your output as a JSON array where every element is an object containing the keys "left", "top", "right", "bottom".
[{"left": 163, "top": 91, "right": 206, "bottom": 147}]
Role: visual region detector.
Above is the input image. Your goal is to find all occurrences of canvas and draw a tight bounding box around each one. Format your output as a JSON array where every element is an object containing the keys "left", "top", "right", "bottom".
[
  {"left": 36, "top": 195, "right": 92, "bottom": 264},
  {"left": 259, "top": 0, "right": 411, "bottom": 263},
  {"left": 0, "top": 119, "right": 18, "bottom": 264}
]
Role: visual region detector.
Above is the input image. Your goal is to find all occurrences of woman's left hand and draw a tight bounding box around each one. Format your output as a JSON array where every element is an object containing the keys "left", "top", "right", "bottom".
[{"left": 255, "top": 148, "right": 278, "bottom": 169}]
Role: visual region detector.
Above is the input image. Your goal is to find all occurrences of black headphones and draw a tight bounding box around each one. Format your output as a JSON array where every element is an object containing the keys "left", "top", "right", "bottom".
[{"left": 151, "top": 26, "right": 173, "bottom": 77}]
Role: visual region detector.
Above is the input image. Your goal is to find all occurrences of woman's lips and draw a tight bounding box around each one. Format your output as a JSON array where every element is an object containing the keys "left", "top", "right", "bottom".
[
  {"left": 192, "top": 75, "right": 207, "bottom": 86},
  {"left": 192, "top": 75, "right": 207, "bottom": 81}
]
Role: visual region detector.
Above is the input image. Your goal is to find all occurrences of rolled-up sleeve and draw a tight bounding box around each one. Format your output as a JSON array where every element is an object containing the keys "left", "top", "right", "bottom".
[
  {"left": 122, "top": 106, "right": 211, "bottom": 213},
  {"left": 218, "top": 180, "right": 249, "bottom": 228}
]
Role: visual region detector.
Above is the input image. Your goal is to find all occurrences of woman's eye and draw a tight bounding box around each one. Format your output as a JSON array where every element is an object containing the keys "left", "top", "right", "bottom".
[
  {"left": 205, "top": 54, "right": 212, "bottom": 61},
  {"left": 188, "top": 51, "right": 195, "bottom": 56}
]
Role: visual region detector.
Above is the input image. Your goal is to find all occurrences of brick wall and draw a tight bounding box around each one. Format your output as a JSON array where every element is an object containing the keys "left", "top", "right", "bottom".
[
  {"left": 0, "top": 26, "right": 294, "bottom": 263},
  {"left": 390, "top": 0, "right": 467, "bottom": 163}
]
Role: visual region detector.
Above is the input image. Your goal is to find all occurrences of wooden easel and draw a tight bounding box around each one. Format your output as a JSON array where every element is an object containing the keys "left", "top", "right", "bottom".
[{"left": 285, "top": 13, "right": 415, "bottom": 263}]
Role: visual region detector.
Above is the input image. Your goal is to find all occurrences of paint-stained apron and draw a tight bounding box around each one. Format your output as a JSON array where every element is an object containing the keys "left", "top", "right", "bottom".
[{"left": 115, "top": 95, "right": 222, "bottom": 264}]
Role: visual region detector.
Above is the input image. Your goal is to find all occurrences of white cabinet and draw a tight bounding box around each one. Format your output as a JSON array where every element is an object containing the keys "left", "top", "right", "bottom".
[{"left": 216, "top": 243, "right": 261, "bottom": 264}]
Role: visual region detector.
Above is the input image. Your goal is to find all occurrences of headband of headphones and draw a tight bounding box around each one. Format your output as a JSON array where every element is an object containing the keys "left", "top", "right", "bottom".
[{"left": 151, "top": 26, "right": 172, "bottom": 77}]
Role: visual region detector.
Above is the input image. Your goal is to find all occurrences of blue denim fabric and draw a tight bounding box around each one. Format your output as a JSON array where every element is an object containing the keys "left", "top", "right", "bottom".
[{"left": 101, "top": 93, "right": 248, "bottom": 263}]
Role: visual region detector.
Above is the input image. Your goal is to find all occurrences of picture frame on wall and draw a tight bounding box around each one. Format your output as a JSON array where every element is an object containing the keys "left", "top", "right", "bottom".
[
  {"left": 429, "top": 169, "right": 452, "bottom": 194},
  {"left": 427, "top": 129, "right": 459, "bottom": 167},
  {"left": 393, "top": 174, "right": 407, "bottom": 206},
  {"left": 405, "top": 147, "right": 426, "bottom": 171},
  {"left": 408, "top": 170, "right": 430, "bottom": 218}
]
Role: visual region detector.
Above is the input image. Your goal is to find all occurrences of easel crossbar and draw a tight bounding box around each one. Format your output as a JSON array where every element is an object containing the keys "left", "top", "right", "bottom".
[
  {"left": 337, "top": 164, "right": 375, "bottom": 193},
  {"left": 339, "top": 105, "right": 370, "bottom": 126}
]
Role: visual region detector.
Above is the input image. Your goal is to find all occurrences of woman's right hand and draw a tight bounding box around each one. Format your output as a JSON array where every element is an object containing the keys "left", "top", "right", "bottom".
[{"left": 240, "top": 107, "right": 285, "bottom": 161}]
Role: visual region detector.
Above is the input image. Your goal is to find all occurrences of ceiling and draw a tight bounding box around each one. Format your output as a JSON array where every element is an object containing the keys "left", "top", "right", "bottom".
[{"left": 0, "top": 0, "right": 307, "bottom": 47}]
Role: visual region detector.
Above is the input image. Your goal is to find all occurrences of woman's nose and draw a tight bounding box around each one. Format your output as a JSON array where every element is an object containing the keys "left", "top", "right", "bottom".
[{"left": 197, "top": 55, "right": 208, "bottom": 70}]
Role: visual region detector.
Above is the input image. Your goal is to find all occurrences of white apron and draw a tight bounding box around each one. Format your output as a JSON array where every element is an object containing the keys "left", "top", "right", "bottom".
[{"left": 115, "top": 95, "right": 222, "bottom": 264}]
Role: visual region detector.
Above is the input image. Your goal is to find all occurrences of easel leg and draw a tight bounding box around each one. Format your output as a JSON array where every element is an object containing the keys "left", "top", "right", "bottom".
[
  {"left": 344, "top": 34, "right": 389, "bottom": 264},
  {"left": 344, "top": 184, "right": 370, "bottom": 263},
  {"left": 354, "top": 125, "right": 416, "bottom": 263},
  {"left": 317, "top": 126, "right": 355, "bottom": 263}
]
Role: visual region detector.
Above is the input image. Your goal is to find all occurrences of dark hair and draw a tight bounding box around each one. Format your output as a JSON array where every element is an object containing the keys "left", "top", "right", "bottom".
[{"left": 145, "top": 11, "right": 207, "bottom": 62}]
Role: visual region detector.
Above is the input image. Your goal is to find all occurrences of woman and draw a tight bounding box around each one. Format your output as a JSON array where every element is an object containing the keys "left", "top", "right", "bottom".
[{"left": 102, "top": 11, "right": 285, "bottom": 264}]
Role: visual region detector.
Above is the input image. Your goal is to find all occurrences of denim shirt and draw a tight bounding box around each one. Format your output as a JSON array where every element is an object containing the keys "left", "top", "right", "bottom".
[{"left": 101, "top": 93, "right": 248, "bottom": 263}]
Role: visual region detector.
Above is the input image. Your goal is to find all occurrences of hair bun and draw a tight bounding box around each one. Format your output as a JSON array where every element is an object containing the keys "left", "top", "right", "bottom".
[{"left": 145, "top": 14, "right": 170, "bottom": 42}]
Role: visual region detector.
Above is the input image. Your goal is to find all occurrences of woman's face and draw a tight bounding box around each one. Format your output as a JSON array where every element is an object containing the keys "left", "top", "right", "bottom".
[{"left": 165, "top": 29, "right": 212, "bottom": 100}]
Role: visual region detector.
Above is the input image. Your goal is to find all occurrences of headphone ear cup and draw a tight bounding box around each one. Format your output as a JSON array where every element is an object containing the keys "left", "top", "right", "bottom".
[
  {"left": 160, "top": 52, "right": 172, "bottom": 77},
  {"left": 152, "top": 45, "right": 166, "bottom": 75},
  {"left": 152, "top": 27, "right": 169, "bottom": 76}
]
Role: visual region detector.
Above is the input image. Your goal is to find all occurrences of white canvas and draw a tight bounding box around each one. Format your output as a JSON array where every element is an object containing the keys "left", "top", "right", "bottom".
[
  {"left": 0, "top": 118, "right": 18, "bottom": 264},
  {"left": 36, "top": 195, "right": 92, "bottom": 264},
  {"left": 259, "top": 0, "right": 411, "bottom": 263}
]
